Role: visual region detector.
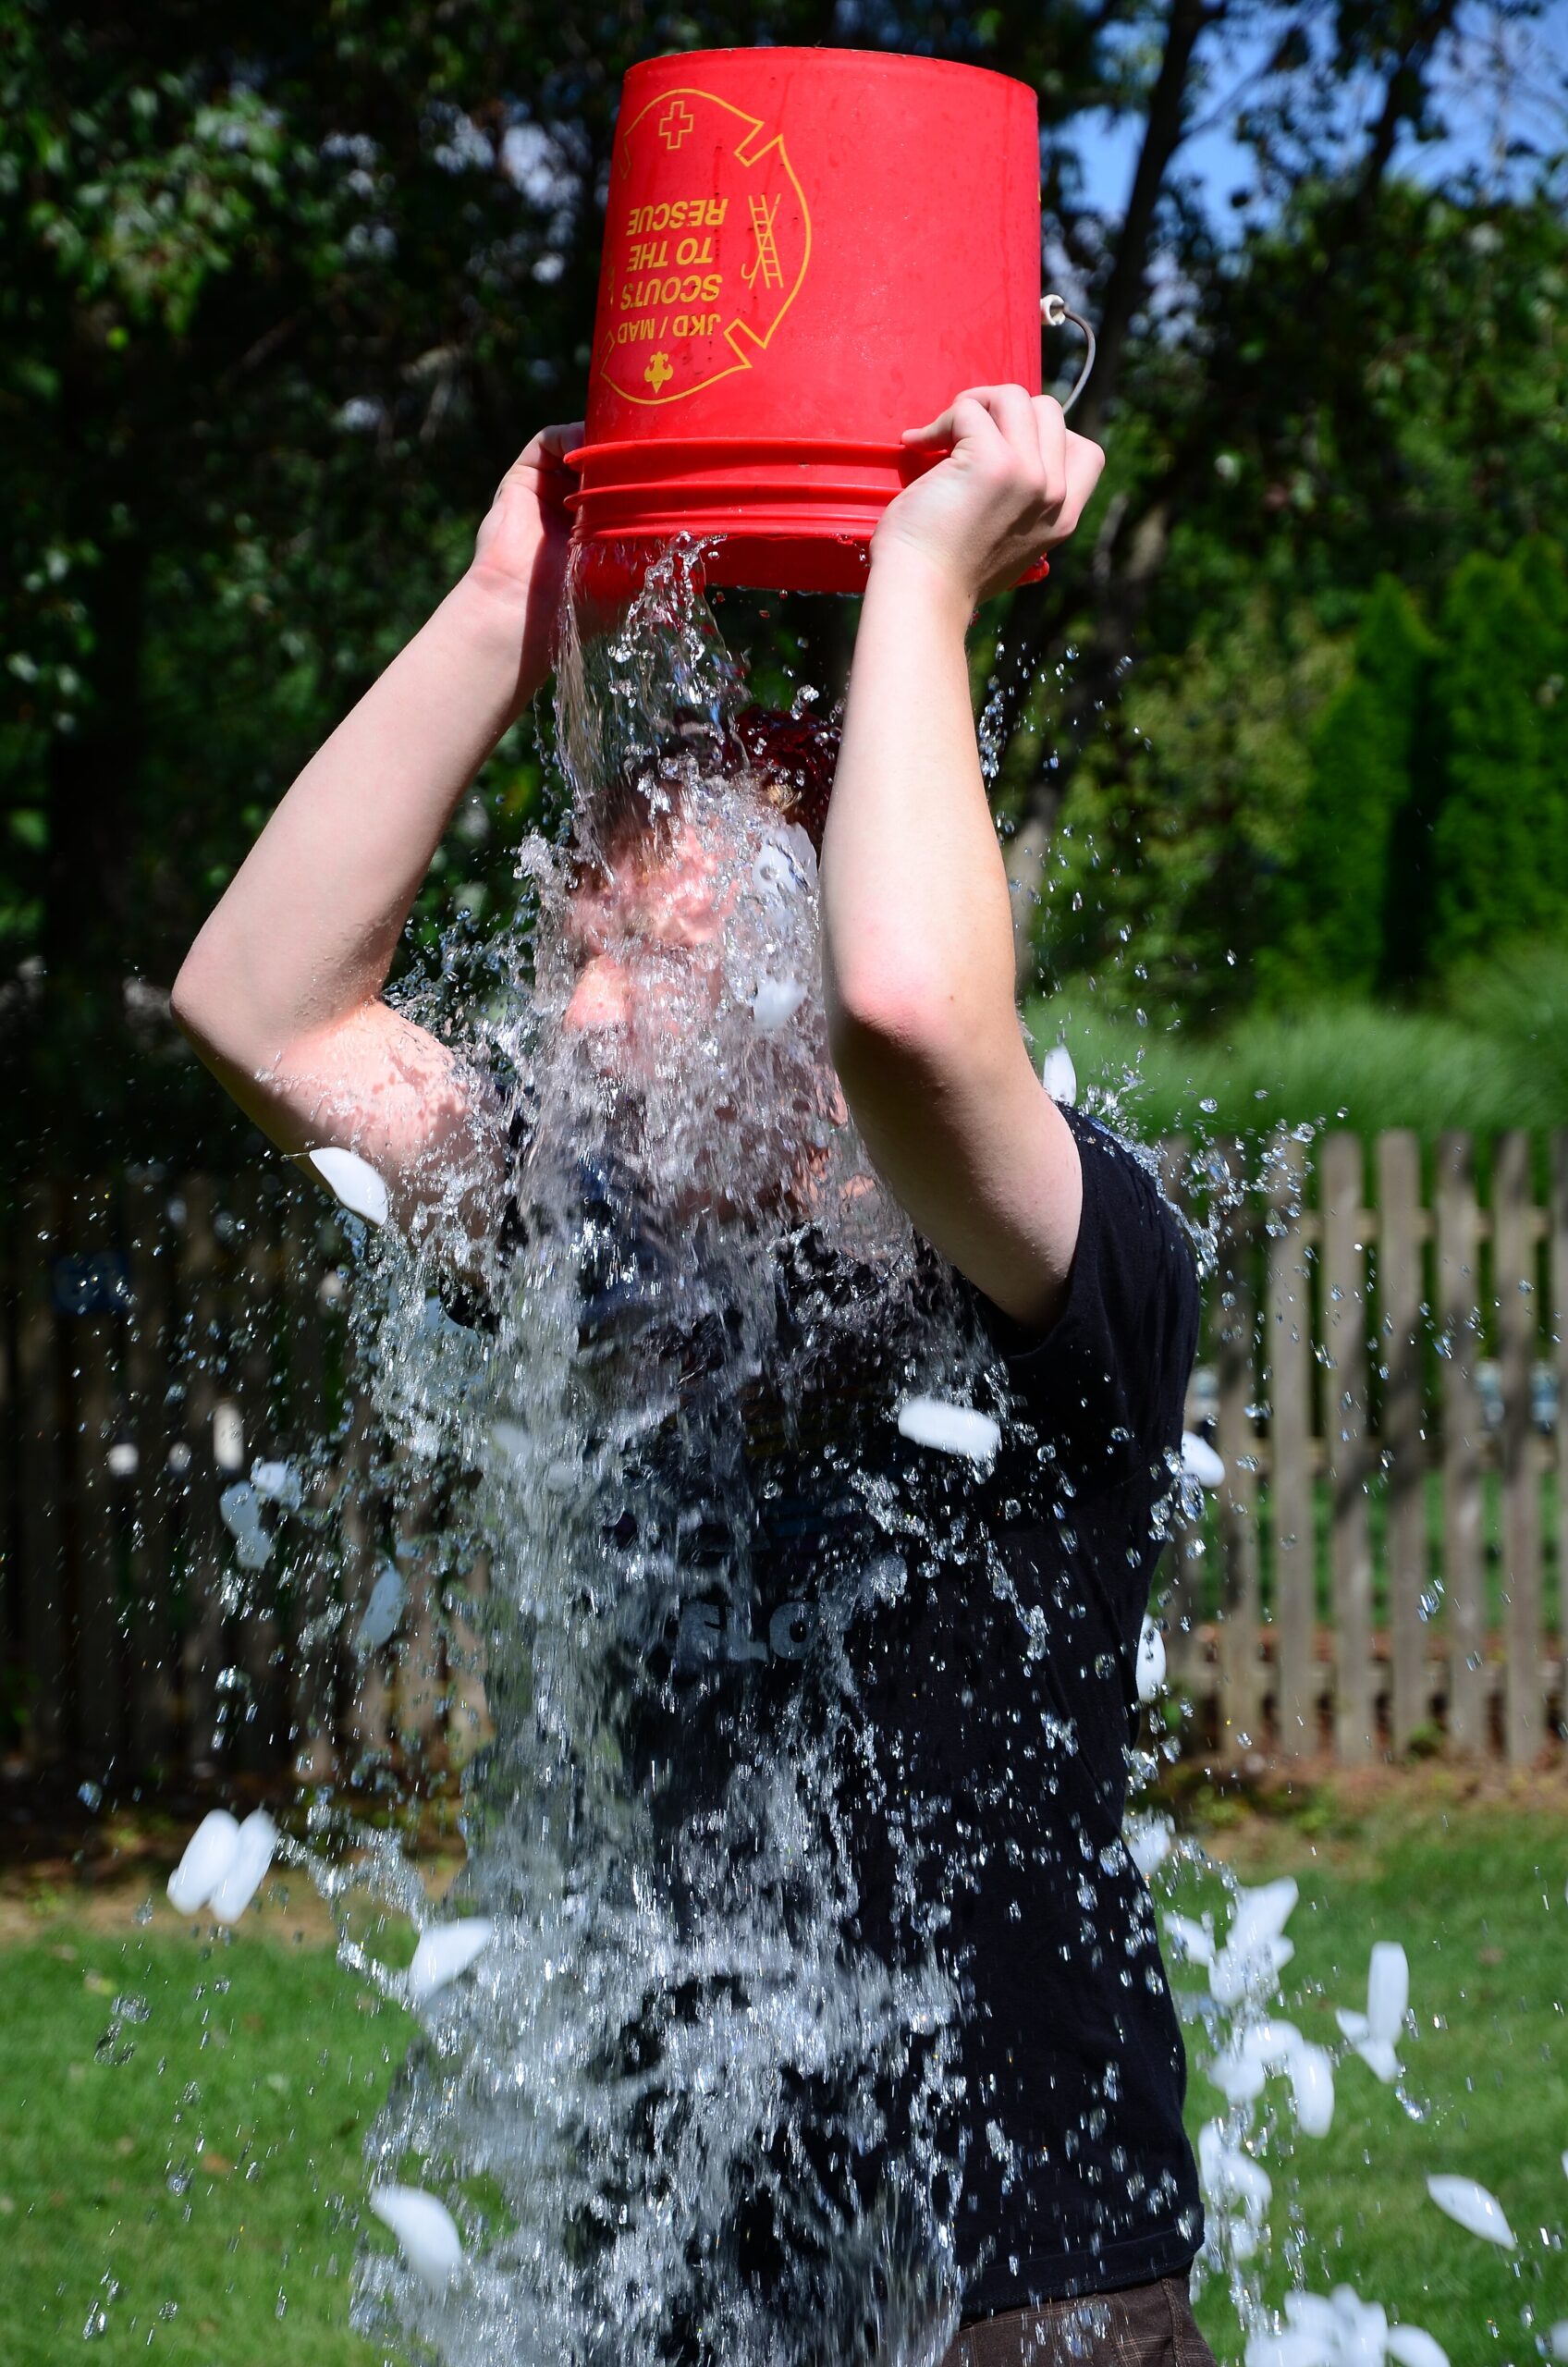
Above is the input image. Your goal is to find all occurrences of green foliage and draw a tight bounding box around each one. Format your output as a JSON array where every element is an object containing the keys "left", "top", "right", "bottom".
[
  {"left": 1276, "top": 577, "right": 1437, "bottom": 997},
  {"left": 1027, "top": 956, "right": 1568, "bottom": 1144},
  {"left": 1040, "top": 599, "right": 1344, "bottom": 1021},
  {"left": 6, "top": 0, "right": 1568, "bottom": 1172},
  {"left": 1427, "top": 541, "right": 1568, "bottom": 971}
]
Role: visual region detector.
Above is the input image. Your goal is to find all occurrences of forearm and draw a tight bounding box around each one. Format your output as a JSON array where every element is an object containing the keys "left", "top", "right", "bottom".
[
  {"left": 821, "top": 546, "right": 1020, "bottom": 1068},
  {"left": 172, "top": 569, "right": 540, "bottom": 1070}
]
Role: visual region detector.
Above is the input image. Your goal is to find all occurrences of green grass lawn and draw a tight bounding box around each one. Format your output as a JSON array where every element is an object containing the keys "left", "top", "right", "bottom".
[{"left": 4, "top": 1795, "right": 1566, "bottom": 2364}]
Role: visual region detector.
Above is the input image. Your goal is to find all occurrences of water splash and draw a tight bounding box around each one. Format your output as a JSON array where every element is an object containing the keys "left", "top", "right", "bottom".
[{"left": 344, "top": 542, "right": 1011, "bottom": 2365}]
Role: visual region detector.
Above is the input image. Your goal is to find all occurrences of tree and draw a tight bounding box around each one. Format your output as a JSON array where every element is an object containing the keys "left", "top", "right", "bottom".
[
  {"left": 1427, "top": 545, "right": 1568, "bottom": 970},
  {"left": 1283, "top": 577, "right": 1437, "bottom": 997}
]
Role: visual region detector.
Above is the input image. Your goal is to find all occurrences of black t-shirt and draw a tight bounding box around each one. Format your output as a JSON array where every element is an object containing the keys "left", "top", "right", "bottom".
[{"left": 476, "top": 1103, "right": 1203, "bottom": 2335}]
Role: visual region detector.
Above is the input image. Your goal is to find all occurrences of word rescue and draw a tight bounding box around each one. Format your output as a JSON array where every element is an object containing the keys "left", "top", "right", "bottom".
[
  {"left": 624, "top": 197, "right": 729, "bottom": 234},
  {"left": 615, "top": 194, "right": 729, "bottom": 347},
  {"left": 596, "top": 92, "right": 809, "bottom": 403}
]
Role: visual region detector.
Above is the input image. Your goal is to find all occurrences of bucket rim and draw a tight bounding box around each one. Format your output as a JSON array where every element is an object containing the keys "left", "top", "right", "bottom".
[
  {"left": 619, "top": 46, "right": 1040, "bottom": 102},
  {"left": 566, "top": 435, "right": 922, "bottom": 469}
]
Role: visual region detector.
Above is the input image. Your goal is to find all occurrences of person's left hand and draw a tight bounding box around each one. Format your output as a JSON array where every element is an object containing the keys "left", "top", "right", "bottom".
[
  {"left": 871, "top": 386, "right": 1104, "bottom": 607},
  {"left": 466, "top": 420, "right": 585, "bottom": 683}
]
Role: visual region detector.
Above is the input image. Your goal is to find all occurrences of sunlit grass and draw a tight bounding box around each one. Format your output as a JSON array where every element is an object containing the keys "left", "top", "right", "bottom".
[
  {"left": 4, "top": 1801, "right": 1565, "bottom": 2365},
  {"left": 1023, "top": 993, "right": 1568, "bottom": 1143}
]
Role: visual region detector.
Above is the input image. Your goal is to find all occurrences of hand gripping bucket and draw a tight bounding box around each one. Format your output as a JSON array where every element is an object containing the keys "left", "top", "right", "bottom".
[{"left": 570, "top": 49, "right": 1078, "bottom": 596}]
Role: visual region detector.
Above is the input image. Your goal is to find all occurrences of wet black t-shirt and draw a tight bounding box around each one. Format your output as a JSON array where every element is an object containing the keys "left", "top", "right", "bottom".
[
  {"left": 484, "top": 1104, "right": 1204, "bottom": 2330},
  {"left": 731, "top": 1106, "right": 1203, "bottom": 2315}
]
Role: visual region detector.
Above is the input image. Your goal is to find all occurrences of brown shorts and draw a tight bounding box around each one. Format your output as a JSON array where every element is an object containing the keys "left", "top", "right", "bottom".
[{"left": 939, "top": 2275, "right": 1218, "bottom": 2367}]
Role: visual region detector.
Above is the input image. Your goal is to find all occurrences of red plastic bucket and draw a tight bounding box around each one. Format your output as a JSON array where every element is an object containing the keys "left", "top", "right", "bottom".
[{"left": 570, "top": 48, "right": 1047, "bottom": 596}]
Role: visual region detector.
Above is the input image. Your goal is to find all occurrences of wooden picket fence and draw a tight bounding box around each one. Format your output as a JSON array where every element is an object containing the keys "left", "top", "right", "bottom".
[{"left": 4, "top": 1131, "right": 1567, "bottom": 1788}]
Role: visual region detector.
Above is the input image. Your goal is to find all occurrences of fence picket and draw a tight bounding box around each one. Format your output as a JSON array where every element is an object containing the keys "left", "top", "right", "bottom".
[
  {"left": 1323, "top": 1134, "right": 1374, "bottom": 1762},
  {"left": 1214, "top": 1141, "right": 1263, "bottom": 1751},
  {"left": 1158, "top": 1137, "right": 1203, "bottom": 1688},
  {"left": 1437, "top": 1134, "right": 1487, "bottom": 1751},
  {"left": 1495, "top": 1133, "right": 1544, "bottom": 1766},
  {"left": 1267, "top": 1137, "right": 1315, "bottom": 1757},
  {"left": 1378, "top": 1131, "right": 1427, "bottom": 1751},
  {"left": 283, "top": 1201, "right": 337, "bottom": 1784}
]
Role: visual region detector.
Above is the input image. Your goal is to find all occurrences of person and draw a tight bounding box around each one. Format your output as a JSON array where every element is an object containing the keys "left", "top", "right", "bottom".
[{"left": 172, "top": 387, "right": 1211, "bottom": 2366}]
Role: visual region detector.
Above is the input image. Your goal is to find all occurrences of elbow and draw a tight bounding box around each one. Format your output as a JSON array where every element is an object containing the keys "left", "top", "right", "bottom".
[
  {"left": 169, "top": 946, "right": 225, "bottom": 1061},
  {"left": 826, "top": 965, "right": 967, "bottom": 1093}
]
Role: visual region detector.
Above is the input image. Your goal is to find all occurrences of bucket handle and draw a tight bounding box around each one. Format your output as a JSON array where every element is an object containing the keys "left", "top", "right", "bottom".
[{"left": 1042, "top": 293, "right": 1096, "bottom": 417}]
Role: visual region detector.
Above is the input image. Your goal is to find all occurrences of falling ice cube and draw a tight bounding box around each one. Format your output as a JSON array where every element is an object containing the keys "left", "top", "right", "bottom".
[
  {"left": 1286, "top": 2042, "right": 1335, "bottom": 2136},
  {"left": 407, "top": 1919, "right": 496, "bottom": 2005},
  {"left": 308, "top": 1146, "right": 390, "bottom": 1227},
  {"left": 1124, "top": 1813, "right": 1173, "bottom": 1879},
  {"left": 367, "top": 2183, "right": 464, "bottom": 2288},
  {"left": 1386, "top": 2326, "right": 1449, "bottom": 2367},
  {"left": 207, "top": 1809, "right": 277, "bottom": 1925},
  {"left": 751, "top": 976, "right": 806, "bottom": 1033},
  {"left": 1366, "top": 1941, "right": 1409, "bottom": 2042},
  {"left": 1180, "top": 1429, "right": 1225, "bottom": 1490},
  {"left": 356, "top": 1563, "right": 406, "bottom": 1656},
  {"left": 1229, "top": 1878, "right": 1298, "bottom": 1952},
  {"left": 1425, "top": 2175, "right": 1513, "bottom": 2247},
  {"left": 1162, "top": 1912, "right": 1215, "bottom": 1968},
  {"left": 251, "top": 1458, "right": 304, "bottom": 1510},
  {"left": 1041, "top": 1044, "right": 1077, "bottom": 1106},
  {"left": 166, "top": 1810, "right": 241, "bottom": 1916},
  {"left": 896, "top": 1397, "right": 1001, "bottom": 1464}
]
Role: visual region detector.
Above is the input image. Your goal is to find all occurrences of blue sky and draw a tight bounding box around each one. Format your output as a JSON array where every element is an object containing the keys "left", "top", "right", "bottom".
[{"left": 1067, "top": 0, "right": 1568, "bottom": 227}]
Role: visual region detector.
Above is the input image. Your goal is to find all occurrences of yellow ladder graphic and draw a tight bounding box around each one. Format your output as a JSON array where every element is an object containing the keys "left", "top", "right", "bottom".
[{"left": 742, "top": 195, "right": 783, "bottom": 289}]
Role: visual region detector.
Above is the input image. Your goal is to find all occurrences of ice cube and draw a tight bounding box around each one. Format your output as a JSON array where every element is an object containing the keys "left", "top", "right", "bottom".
[
  {"left": 1366, "top": 1941, "right": 1408, "bottom": 2043},
  {"left": 1244, "top": 2326, "right": 1331, "bottom": 2367},
  {"left": 896, "top": 1397, "right": 1000, "bottom": 1464},
  {"left": 751, "top": 976, "right": 806, "bottom": 1033},
  {"left": 218, "top": 1481, "right": 272, "bottom": 1570},
  {"left": 1287, "top": 2042, "right": 1334, "bottom": 2136},
  {"left": 207, "top": 1809, "right": 277, "bottom": 1925},
  {"left": 167, "top": 1810, "right": 241, "bottom": 1916},
  {"left": 1354, "top": 2038, "right": 1401, "bottom": 2084},
  {"left": 1181, "top": 1431, "right": 1226, "bottom": 1490},
  {"left": 356, "top": 1562, "right": 406, "bottom": 1655},
  {"left": 1385, "top": 2327, "right": 1449, "bottom": 2367},
  {"left": 1208, "top": 2043, "right": 1268, "bottom": 2105},
  {"left": 1425, "top": 2174, "right": 1513, "bottom": 2247},
  {"left": 308, "top": 1146, "right": 389, "bottom": 1227},
  {"left": 1209, "top": 1932, "right": 1294, "bottom": 2009},
  {"left": 407, "top": 1919, "right": 496, "bottom": 2005},
  {"left": 1163, "top": 1912, "right": 1215, "bottom": 1968},
  {"left": 1041, "top": 1045, "right": 1077, "bottom": 1106},
  {"left": 1124, "top": 1812, "right": 1173, "bottom": 1879},
  {"left": 1243, "top": 2017, "right": 1305, "bottom": 2071},
  {"left": 1198, "top": 2119, "right": 1271, "bottom": 2214},
  {"left": 367, "top": 2183, "right": 464, "bottom": 2288},
  {"left": 251, "top": 1458, "right": 303, "bottom": 1510},
  {"left": 1229, "top": 1878, "right": 1298, "bottom": 1951}
]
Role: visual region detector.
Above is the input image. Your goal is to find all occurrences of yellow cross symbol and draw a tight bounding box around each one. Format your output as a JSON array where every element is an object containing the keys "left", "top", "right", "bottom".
[
  {"left": 658, "top": 98, "right": 694, "bottom": 150},
  {"left": 644, "top": 350, "right": 673, "bottom": 393}
]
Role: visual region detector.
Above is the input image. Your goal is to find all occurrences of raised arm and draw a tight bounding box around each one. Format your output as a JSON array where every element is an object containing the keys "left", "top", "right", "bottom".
[
  {"left": 170, "top": 423, "right": 582, "bottom": 1255},
  {"left": 819, "top": 389, "right": 1104, "bottom": 1329}
]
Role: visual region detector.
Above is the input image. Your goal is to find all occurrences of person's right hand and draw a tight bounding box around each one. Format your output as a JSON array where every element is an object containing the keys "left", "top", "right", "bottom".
[
  {"left": 873, "top": 387, "right": 1104, "bottom": 608},
  {"left": 467, "top": 420, "right": 584, "bottom": 685}
]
